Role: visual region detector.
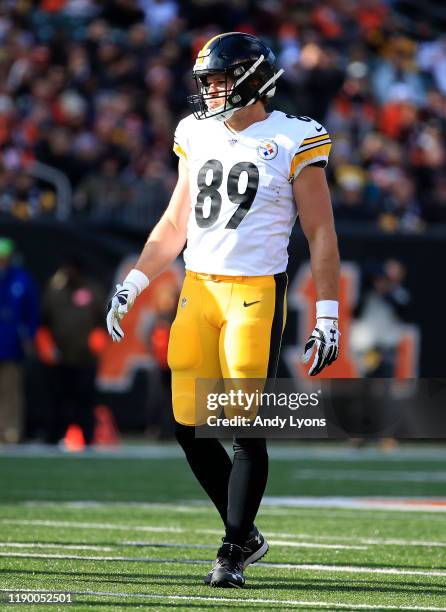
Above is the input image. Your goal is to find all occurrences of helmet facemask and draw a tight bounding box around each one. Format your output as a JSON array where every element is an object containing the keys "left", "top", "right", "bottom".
[{"left": 188, "top": 54, "right": 284, "bottom": 121}]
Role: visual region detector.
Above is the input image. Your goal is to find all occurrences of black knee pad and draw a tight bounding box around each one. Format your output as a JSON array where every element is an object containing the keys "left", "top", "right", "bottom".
[{"left": 233, "top": 437, "right": 268, "bottom": 459}]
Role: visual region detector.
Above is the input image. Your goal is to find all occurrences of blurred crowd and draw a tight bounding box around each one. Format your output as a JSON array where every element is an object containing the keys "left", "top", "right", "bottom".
[{"left": 0, "top": 0, "right": 446, "bottom": 231}]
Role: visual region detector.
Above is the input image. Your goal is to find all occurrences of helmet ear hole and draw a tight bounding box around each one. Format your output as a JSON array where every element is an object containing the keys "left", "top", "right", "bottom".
[{"left": 232, "top": 65, "right": 246, "bottom": 78}]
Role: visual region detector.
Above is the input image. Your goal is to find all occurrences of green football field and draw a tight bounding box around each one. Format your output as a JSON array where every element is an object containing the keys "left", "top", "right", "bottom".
[{"left": 1, "top": 443, "right": 446, "bottom": 611}]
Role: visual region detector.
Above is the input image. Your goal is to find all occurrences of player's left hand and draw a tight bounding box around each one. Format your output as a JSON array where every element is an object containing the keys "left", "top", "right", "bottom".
[{"left": 302, "top": 318, "right": 340, "bottom": 376}]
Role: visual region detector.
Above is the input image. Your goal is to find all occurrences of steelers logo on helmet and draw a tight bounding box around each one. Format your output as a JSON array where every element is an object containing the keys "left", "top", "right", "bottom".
[
  {"left": 187, "top": 32, "right": 284, "bottom": 121},
  {"left": 257, "top": 139, "right": 278, "bottom": 160}
]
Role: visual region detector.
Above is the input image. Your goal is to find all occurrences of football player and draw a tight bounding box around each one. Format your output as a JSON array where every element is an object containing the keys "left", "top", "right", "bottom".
[{"left": 107, "top": 32, "right": 340, "bottom": 588}]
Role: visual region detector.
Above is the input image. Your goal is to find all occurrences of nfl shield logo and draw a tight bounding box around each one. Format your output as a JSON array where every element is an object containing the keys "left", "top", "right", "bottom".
[
  {"left": 257, "top": 139, "right": 278, "bottom": 160},
  {"left": 181, "top": 297, "right": 187, "bottom": 308}
]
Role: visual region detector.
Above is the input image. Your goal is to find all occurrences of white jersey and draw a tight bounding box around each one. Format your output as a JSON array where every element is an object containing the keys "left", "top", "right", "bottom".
[{"left": 173, "top": 110, "right": 331, "bottom": 276}]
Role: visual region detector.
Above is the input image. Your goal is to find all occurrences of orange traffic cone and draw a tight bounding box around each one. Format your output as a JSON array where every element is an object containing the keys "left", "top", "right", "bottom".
[
  {"left": 64, "top": 423, "right": 85, "bottom": 451},
  {"left": 93, "top": 405, "right": 120, "bottom": 446}
]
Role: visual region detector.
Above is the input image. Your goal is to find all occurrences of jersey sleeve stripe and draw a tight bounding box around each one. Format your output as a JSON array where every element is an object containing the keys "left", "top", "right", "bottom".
[
  {"left": 292, "top": 141, "right": 332, "bottom": 161},
  {"left": 297, "top": 137, "right": 331, "bottom": 153},
  {"left": 301, "top": 133, "right": 330, "bottom": 145},
  {"left": 173, "top": 142, "right": 188, "bottom": 159},
  {"left": 294, "top": 139, "right": 331, "bottom": 156},
  {"left": 289, "top": 143, "right": 331, "bottom": 181}
]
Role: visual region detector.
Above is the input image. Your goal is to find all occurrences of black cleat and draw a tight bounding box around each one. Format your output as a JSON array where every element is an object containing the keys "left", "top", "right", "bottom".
[
  {"left": 241, "top": 526, "right": 269, "bottom": 568},
  {"left": 209, "top": 542, "right": 245, "bottom": 588},
  {"left": 204, "top": 526, "right": 268, "bottom": 585}
]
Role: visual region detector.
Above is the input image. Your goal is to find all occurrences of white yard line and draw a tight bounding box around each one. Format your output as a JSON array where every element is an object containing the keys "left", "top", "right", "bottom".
[
  {"left": 122, "top": 541, "right": 214, "bottom": 549},
  {"left": 2, "top": 442, "right": 446, "bottom": 461},
  {"left": 121, "top": 540, "right": 367, "bottom": 551},
  {"left": 1, "top": 532, "right": 440, "bottom": 551},
  {"left": 261, "top": 508, "right": 446, "bottom": 522},
  {"left": 0, "top": 551, "right": 198, "bottom": 563},
  {"left": 262, "top": 497, "right": 446, "bottom": 512},
  {"left": 267, "top": 540, "right": 367, "bottom": 550},
  {"left": 294, "top": 469, "right": 446, "bottom": 482},
  {"left": 0, "top": 552, "right": 444, "bottom": 578},
  {"left": 123, "top": 528, "right": 446, "bottom": 549},
  {"left": 15, "top": 498, "right": 446, "bottom": 515},
  {"left": 4, "top": 518, "right": 446, "bottom": 548},
  {"left": 0, "top": 543, "right": 111, "bottom": 551},
  {"left": 0, "top": 519, "right": 183, "bottom": 532},
  {"left": 0, "top": 588, "right": 444, "bottom": 610},
  {"left": 23, "top": 501, "right": 210, "bottom": 512},
  {"left": 266, "top": 532, "right": 446, "bottom": 548}
]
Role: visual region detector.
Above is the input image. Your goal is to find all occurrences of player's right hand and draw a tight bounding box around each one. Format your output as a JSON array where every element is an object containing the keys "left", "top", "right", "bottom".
[{"left": 106, "top": 282, "right": 138, "bottom": 342}]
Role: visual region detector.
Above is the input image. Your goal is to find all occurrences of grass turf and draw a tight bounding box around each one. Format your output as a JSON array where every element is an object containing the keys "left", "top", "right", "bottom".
[{"left": 0, "top": 445, "right": 446, "bottom": 610}]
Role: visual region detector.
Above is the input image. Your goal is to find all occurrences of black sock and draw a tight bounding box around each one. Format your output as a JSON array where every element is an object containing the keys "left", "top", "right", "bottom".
[
  {"left": 225, "top": 437, "right": 268, "bottom": 546},
  {"left": 175, "top": 422, "right": 232, "bottom": 525}
]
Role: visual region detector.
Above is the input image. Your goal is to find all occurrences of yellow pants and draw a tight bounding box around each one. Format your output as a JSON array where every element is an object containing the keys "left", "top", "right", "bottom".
[{"left": 167, "top": 270, "right": 288, "bottom": 425}]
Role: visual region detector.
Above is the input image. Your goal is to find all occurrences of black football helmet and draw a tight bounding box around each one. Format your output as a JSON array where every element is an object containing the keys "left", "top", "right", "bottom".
[{"left": 187, "top": 32, "right": 284, "bottom": 121}]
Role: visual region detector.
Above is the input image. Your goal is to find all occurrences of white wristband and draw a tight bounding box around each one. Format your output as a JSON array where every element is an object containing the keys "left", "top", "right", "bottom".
[
  {"left": 123, "top": 268, "right": 150, "bottom": 295},
  {"left": 316, "top": 300, "right": 339, "bottom": 319}
]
